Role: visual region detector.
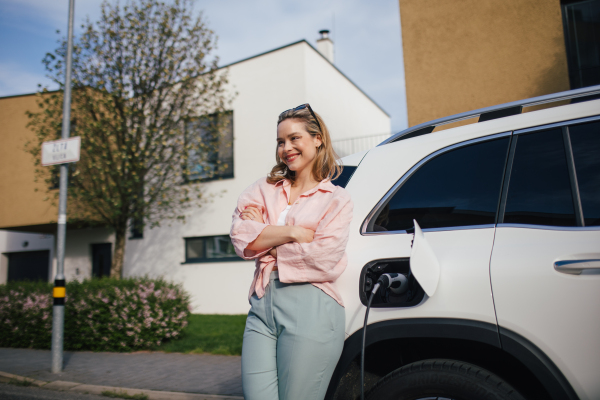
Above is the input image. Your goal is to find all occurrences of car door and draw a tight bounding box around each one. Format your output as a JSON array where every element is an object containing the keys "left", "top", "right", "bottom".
[{"left": 490, "top": 117, "right": 600, "bottom": 400}]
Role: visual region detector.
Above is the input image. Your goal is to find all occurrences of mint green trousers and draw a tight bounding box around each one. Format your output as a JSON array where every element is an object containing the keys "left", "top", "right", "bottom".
[{"left": 242, "top": 272, "right": 345, "bottom": 400}]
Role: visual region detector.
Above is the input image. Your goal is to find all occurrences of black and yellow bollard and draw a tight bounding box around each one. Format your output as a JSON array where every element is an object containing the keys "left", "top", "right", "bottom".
[{"left": 53, "top": 279, "right": 66, "bottom": 305}]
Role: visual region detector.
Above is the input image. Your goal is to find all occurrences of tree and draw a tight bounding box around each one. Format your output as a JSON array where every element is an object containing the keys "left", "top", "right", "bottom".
[{"left": 27, "top": 0, "right": 231, "bottom": 278}]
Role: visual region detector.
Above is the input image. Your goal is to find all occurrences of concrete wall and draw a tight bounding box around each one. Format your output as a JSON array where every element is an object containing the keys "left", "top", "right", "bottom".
[
  {"left": 0, "top": 94, "right": 58, "bottom": 229},
  {"left": 304, "top": 44, "right": 390, "bottom": 140},
  {"left": 399, "top": 0, "right": 571, "bottom": 126},
  {"left": 0, "top": 230, "right": 54, "bottom": 284}
]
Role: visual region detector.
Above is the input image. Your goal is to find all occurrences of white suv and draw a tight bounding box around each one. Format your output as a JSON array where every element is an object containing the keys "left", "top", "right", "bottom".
[{"left": 325, "top": 86, "right": 600, "bottom": 400}]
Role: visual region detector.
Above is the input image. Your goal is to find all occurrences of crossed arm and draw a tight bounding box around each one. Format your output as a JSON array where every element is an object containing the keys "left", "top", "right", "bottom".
[{"left": 240, "top": 206, "right": 314, "bottom": 257}]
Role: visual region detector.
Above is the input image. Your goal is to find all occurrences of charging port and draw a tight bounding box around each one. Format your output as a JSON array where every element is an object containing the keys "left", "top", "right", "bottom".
[{"left": 359, "top": 258, "right": 425, "bottom": 308}]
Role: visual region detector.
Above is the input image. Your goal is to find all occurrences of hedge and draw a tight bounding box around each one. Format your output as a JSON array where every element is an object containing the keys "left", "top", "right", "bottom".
[{"left": 0, "top": 278, "right": 191, "bottom": 351}]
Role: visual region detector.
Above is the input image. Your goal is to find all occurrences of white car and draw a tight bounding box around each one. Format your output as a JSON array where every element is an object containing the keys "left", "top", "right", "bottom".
[{"left": 326, "top": 85, "right": 600, "bottom": 400}]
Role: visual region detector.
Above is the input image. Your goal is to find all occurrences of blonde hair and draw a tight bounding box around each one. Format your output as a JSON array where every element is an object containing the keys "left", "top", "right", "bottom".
[{"left": 267, "top": 106, "right": 342, "bottom": 184}]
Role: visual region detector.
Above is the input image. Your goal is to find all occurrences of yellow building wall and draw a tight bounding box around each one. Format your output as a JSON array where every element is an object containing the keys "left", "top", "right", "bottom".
[
  {"left": 399, "top": 0, "right": 571, "bottom": 127},
  {"left": 0, "top": 94, "right": 58, "bottom": 229}
]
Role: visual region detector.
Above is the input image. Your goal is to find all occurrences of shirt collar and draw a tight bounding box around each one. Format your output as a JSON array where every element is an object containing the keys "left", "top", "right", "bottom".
[{"left": 275, "top": 178, "right": 335, "bottom": 195}]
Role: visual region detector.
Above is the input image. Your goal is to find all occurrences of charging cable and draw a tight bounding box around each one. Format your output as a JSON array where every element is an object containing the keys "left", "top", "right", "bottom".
[
  {"left": 361, "top": 281, "right": 380, "bottom": 400},
  {"left": 361, "top": 273, "right": 407, "bottom": 400}
]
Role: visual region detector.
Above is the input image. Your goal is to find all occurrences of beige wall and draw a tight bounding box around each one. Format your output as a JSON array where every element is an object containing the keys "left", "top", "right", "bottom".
[
  {"left": 399, "top": 0, "right": 571, "bottom": 126},
  {"left": 0, "top": 94, "right": 57, "bottom": 229}
]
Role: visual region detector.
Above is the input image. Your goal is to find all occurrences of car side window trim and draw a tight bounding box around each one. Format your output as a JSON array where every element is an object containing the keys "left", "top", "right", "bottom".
[
  {"left": 496, "top": 223, "right": 600, "bottom": 231},
  {"left": 496, "top": 135, "right": 517, "bottom": 224},
  {"left": 562, "top": 126, "right": 585, "bottom": 226},
  {"left": 361, "top": 131, "right": 512, "bottom": 235},
  {"left": 513, "top": 114, "right": 600, "bottom": 135},
  {"left": 365, "top": 224, "right": 497, "bottom": 236}
]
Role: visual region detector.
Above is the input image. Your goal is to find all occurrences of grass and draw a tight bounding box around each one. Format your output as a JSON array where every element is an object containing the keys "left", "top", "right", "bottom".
[
  {"left": 101, "top": 391, "right": 148, "bottom": 400},
  {"left": 155, "top": 314, "right": 247, "bottom": 356},
  {"left": 8, "top": 378, "right": 34, "bottom": 387}
]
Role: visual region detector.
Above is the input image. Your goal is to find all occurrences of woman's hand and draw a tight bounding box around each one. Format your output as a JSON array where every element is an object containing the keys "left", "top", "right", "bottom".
[
  {"left": 240, "top": 206, "right": 264, "bottom": 223},
  {"left": 268, "top": 247, "right": 277, "bottom": 258},
  {"left": 292, "top": 226, "right": 315, "bottom": 243}
]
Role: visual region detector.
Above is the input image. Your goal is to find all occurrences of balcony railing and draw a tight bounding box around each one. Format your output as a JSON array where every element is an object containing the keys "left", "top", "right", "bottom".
[{"left": 332, "top": 133, "right": 391, "bottom": 158}]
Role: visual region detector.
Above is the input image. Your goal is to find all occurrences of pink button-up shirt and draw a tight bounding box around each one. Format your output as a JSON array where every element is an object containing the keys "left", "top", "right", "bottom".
[{"left": 230, "top": 177, "right": 353, "bottom": 306}]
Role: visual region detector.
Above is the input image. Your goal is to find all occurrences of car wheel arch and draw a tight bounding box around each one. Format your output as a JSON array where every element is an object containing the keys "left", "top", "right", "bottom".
[{"left": 325, "top": 318, "right": 576, "bottom": 400}]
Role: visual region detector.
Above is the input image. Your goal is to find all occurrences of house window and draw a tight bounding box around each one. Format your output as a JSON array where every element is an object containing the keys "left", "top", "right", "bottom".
[
  {"left": 562, "top": 0, "right": 600, "bottom": 89},
  {"left": 184, "top": 235, "right": 242, "bottom": 263},
  {"left": 185, "top": 111, "right": 234, "bottom": 182},
  {"left": 130, "top": 218, "right": 143, "bottom": 239}
]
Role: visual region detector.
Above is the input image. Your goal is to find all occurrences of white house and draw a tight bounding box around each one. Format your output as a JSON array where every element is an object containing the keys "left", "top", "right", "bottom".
[{"left": 3, "top": 37, "right": 390, "bottom": 314}]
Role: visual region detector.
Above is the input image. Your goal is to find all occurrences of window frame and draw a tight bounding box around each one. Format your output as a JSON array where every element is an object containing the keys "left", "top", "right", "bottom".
[
  {"left": 184, "top": 110, "right": 234, "bottom": 184},
  {"left": 497, "top": 114, "right": 600, "bottom": 231},
  {"left": 361, "top": 131, "right": 512, "bottom": 235},
  {"left": 182, "top": 235, "right": 243, "bottom": 264}
]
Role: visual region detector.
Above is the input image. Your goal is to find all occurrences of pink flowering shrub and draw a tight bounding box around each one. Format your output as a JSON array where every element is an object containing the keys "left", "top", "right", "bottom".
[
  {"left": 0, "top": 281, "right": 53, "bottom": 349},
  {"left": 0, "top": 278, "right": 191, "bottom": 351}
]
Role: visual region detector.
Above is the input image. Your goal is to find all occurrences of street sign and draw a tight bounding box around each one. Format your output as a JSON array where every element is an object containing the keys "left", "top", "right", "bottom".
[{"left": 41, "top": 137, "right": 81, "bottom": 166}]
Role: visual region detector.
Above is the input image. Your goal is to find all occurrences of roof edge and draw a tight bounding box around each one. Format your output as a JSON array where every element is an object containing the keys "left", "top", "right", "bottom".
[
  {"left": 218, "top": 39, "right": 308, "bottom": 69},
  {"left": 219, "top": 40, "right": 390, "bottom": 118},
  {"left": 1, "top": 40, "right": 391, "bottom": 118},
  {"left": 0, "top": 91, "right": 58, "bottom": 100}
]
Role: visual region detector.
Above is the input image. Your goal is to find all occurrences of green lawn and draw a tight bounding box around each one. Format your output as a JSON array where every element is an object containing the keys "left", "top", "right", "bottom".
[{"left": 155, "top": 314, "right": 247, "bottom": 356}]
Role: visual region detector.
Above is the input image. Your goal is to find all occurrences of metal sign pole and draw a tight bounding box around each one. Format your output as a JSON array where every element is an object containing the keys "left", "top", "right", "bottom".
[{"left": 51, "top": 0, "right": 75, "bottom": 374}]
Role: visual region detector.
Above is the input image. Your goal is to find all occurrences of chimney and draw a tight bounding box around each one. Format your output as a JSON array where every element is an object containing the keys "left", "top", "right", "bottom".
[{"left": 317, "top": 30, "right": 334, "bottom": 63}]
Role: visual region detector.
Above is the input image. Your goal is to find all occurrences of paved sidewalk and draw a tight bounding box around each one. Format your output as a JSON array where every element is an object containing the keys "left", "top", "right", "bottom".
[{"left": 0, "top": 348, "right": 242, "bottom": 398}]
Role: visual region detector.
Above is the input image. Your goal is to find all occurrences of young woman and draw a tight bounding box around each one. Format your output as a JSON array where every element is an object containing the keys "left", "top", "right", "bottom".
[{"left": 230, "top": 104, "right": 353, "bottom": 400}]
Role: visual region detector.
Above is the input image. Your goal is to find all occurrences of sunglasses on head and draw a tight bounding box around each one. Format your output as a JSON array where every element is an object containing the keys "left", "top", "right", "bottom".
[{"left": 281, "top": 103, "right": 322, "bottom": 133}]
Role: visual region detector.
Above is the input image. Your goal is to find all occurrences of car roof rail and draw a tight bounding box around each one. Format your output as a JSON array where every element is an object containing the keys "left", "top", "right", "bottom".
[{"left": 380, "top": 84, "right": 600, "bottom": 145}]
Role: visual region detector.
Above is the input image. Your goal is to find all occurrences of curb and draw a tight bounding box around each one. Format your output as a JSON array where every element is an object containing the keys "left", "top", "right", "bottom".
[{"left": 0, "top": 371, "right": 244, "bottom": 400}]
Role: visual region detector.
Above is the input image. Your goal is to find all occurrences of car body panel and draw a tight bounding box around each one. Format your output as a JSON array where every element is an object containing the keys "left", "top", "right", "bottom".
[{"left": 491, "top": 226, "right": 600, "bottom": 400}]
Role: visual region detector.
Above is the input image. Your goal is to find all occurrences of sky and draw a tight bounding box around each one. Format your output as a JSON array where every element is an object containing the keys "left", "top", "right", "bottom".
[{"left": 0, "top": 0, "right": 408, "bottom": 132}]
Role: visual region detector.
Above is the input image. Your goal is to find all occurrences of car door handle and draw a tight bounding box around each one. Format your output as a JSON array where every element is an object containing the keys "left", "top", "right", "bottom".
[{"left": 554, "top": 259, "right": 600, "bottom": 275}]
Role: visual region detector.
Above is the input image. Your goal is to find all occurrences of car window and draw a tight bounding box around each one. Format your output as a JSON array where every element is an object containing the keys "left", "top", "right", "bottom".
[
  {"left": 367, "top": 137, "right": 509, "bottom": 232},
  {"left": 569, "top": 120, "right": 600, "bottom": 226},
  {"left": 504, "top": 129, "right": 577, "bottom": 227},
  {"left": 332, "top": 166, "right": 357, "bottom": 188}
]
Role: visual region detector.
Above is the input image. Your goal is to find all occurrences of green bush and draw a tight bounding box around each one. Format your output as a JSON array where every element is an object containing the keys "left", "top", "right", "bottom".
[{"left": 0, "top": 278, "right": 191, "bottom": 351}]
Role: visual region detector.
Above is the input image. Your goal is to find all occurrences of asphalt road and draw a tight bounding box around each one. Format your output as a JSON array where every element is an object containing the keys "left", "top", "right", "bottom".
[{"left": 0, "top": 382, "right": 107, "bottom": 400}]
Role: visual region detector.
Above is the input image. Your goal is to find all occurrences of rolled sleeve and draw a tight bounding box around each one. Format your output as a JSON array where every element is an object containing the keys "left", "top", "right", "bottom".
[
  {"left": 277, "top": 194, "right": 353, "bottom": 283},
  {"left": 230, "top": 180, "right": 273, "bottom": 260},
  {"left": 230, "top": 216, "right": 272, "bottom": 260}
]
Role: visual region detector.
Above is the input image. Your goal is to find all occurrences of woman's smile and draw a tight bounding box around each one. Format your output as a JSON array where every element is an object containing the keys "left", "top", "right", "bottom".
[{"left": 284, "top": 152, "right": 300, "bottom": 163}]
